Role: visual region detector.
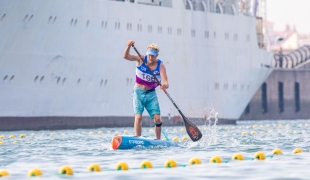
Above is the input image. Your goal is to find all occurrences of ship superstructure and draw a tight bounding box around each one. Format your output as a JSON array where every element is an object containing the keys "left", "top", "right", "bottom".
[{"left": 0, "top": 0, "right": 273, "bottom": 129}]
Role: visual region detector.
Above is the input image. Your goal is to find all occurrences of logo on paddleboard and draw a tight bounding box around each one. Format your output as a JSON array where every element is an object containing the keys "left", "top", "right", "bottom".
[{"left": 129, "top": 140, "right": 144, "bottom": 145}]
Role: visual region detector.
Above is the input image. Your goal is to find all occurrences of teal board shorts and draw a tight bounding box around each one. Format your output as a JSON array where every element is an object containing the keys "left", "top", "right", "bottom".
[{"left": 132, "top": 86, "right": 160, "bottom": 119}]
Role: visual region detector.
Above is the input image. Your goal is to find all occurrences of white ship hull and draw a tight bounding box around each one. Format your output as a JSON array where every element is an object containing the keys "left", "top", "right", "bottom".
[{"left": 0, "top": 0, "right": 273, "bottom": 129}]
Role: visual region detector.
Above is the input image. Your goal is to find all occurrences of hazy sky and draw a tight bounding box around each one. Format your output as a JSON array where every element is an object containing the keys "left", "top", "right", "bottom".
[{"left": 266, "top": 0, "right": 310, "bottom": 34}]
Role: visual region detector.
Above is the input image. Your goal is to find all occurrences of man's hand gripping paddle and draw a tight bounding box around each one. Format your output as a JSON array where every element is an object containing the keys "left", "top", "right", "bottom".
[{"left": 131, "top": 44, "right": 202, "bottom": 142}]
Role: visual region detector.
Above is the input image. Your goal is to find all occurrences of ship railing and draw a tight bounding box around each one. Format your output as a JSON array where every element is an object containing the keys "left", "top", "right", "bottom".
[
  {"left": 273, "top": 45, "right": 310, "bottom": 69},
  {"left": 110, "top": 0, "right": 171, "bottom": 7},
  {"left": 183, "top": 0, "right": 238, "bottom": 15}
]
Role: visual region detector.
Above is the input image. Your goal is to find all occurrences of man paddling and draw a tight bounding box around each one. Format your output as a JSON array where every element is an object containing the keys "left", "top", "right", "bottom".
[{"left": 123, "top": 40, "right": 169, "bottom": 140}]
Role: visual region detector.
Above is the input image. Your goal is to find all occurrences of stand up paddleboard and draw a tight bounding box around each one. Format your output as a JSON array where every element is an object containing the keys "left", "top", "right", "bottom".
[{"left": 111, "top": 135, "right": 176, "bottom": 150}]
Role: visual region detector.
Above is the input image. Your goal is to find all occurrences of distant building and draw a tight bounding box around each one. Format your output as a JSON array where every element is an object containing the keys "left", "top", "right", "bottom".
[{"left": 266, "top": 22, "right": 310, "bottom": 53}]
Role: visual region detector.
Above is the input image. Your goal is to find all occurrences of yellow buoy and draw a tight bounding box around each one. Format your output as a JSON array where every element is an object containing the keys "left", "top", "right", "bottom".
[
  {"left": 124, "top": 130, "right": 128, "bottom": 134},
  {"left": 279, "top": 124, "right": 283, "bottom": 127},
  {"left": 242, "top": 132, "right": 247, "bottom": 136},
  {"left": 116, "top": 161, "right": 129, "bottom": 170},
  {"left": 251, "top": 131, "right": 256, "bottom": 135},
  {"left": 189, "top": 157, "right": 201, "bottom": 165},
  {"left": 89, "top": 131, "right": 94, "bottom": 135},
  {"left": 223, "top": 134, "right": 227, "bottom": 137},
  {"left": 278, "top": 130, "right": 282, "bottom": 133},
  {"left": 225, "top": 126, "right": 229, "bottom": 130},
  {"left": 27, "top": 168, "right": 42, "bottom": 177},
  {"left": 51, "top": 133, "right": 55, "bottom": 136},
  {"left": 13, "top": 141, "right": 18, "bottom": 144},
  {"left": 204, "top": 127, "right": 208, "bottom": 130},
  {"left": 260, "top": 131, "right": 265, "bottom": 134},
  {"left": 0, "top": 135, "right": 4, "bottom": 139},
  {"left": 232, "top": 153, "right": 244, "bottom": 160},
  {"left": 9, "top": 135, "right": 15, "bottom": 139},
  {"left": 268, "top": 130, "right": 273, "bottom": 134},
  {"left": 162, "top": 138, "right": 166, "bottom": 141},
  {"left": 181, "top": 128, "right": 185, "bottom": 132},
  {"left": 182, "top": 136, "right": 188, "bottom": 141},
  {"left": 59, "top": 165, "right": 74, "bottom": 175},
  {"left": 252, "top": 125, "right": 257, "bottom": 129},
  {"left": 20, "top": 134, "right": 25, "bottom": 138},
  {"left": 31, "top": 133, "right": 35, "bottom": 136},
  {"left": 231, "top": 126, "right": 235, "bottom": 129},
  {"left": 172, "top": 137, "right": 179, "bottom": 142},
  {"left": 0, "top": 170, "right": 9, "bottom": 177},
  {"left": 140, "top": 160, "right": 153, "bottom": 169},
  {"left": 98, "top": 131, "right": 103, "bottom": 135},
  {"left": 286, "top": 130, "right": 291, "bottom": 134},
  {"left": 294, "top": 130, "right": 298, "bottom": 134},
  {"left": 254, "top": 151, "right": 266, "bottom": 160},
  {"left": 164, "top": 159, "right": 177, "bottom": 168},
  {"left": 292, "top": 148, "right": 303, "bottom": 154},
  {"left": 88, "top": 163, "right": 101, "bottom": 172},
  {"left": 0, "top": 142, "right": 4, "bottom": 145},
  {"left": 210, "top": 156, "right": 222, "bottom": 163},
  {"left": 272, "top": 148, "right": 283, "bottom": 155},
  {"left": 305, "top": 124, "right": 308, "bottom": 127}
]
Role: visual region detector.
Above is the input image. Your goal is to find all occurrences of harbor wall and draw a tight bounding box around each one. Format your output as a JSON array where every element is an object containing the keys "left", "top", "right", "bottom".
[
  {"left": 240, "top": 65, "right": 310, "bottom": 120},
  {"left": 0, "top": 116, "right": 235, "bottom": 131}
]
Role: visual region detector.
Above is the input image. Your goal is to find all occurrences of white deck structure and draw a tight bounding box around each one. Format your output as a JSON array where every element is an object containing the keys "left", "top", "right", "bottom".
[{"left": 0, "top": 0, "right": 273, "bottom": 129}]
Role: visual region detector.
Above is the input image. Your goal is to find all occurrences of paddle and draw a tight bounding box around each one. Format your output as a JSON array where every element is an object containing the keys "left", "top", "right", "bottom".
[{"left": 131, "top": 45, "right": 202, "bottom": 142}]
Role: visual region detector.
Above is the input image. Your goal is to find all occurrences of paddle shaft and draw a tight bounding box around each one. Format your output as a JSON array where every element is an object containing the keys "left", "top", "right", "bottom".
[{"left": 131, "top": 45, "right": 202, "bottom": 142}]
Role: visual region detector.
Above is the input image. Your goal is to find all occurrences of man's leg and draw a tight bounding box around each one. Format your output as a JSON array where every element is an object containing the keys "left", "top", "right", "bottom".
[
  {"left": 132, "top": 86, "right": 144, "bottom": 137},
  {"left": 153, "top": 114, "right": 162, "bottom": 140},
  {"left": 134, "top": 114, "right": 142, "bottom": 136},
  {"left": 145, "top": 90, "right": 161, "bottom": 139}
]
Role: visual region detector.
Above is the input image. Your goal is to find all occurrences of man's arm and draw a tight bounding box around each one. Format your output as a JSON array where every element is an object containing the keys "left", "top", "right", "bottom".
[
  {"left": 123, "top": 40, "right": 142, "bottom": 62},
  {"left": 159, "top": 63, "right": 169, "bottom": 90}
]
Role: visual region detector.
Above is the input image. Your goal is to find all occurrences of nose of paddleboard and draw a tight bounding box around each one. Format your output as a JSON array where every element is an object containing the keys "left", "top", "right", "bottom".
[{"left": 111, "top": 136, "right": 122, "bottom": 150}]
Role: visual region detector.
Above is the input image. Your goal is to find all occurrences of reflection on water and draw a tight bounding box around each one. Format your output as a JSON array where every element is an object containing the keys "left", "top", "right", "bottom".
[{"left": 1, "top": 119, "right": 310, "bottom": 179}]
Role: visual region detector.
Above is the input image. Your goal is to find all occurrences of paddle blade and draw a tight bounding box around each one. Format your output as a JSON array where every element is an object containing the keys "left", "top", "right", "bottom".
[{"left": 182, "top": 115, "right": 202, "bottom": 142}]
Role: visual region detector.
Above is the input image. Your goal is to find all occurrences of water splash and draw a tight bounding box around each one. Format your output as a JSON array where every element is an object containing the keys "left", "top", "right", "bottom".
[
  {"left": 184, "top": 108, "right": 220, "bottom": 149},
  {"left": 200, "top": 109, "right": 219, "bottom": 146}
]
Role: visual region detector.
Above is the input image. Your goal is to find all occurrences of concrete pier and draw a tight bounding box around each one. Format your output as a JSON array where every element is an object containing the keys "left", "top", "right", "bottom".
[
  {"left": 240, "top": 63, "right": 310, "bottom": 120},
  {"left": 0, "top": 116, "right": 235, "bottom": 131}
]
